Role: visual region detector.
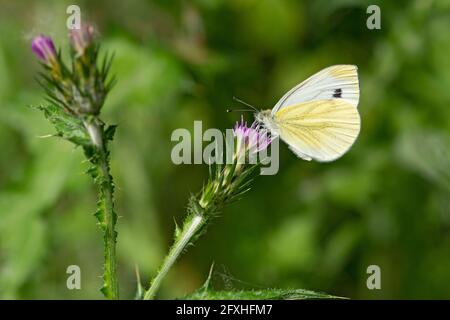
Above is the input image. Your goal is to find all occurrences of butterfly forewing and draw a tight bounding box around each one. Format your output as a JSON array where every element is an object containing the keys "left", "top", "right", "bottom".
[
  {"left": 272, "top": 65, "right": 360, "bottom": 115},
  {"left": 274, "top": 99, "right": 360, "bottom": 162}
]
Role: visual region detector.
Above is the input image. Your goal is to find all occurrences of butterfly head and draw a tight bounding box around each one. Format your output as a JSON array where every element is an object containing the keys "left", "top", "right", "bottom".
[{"left": 255, "top": 109, "right": 280, "bottom": 136}]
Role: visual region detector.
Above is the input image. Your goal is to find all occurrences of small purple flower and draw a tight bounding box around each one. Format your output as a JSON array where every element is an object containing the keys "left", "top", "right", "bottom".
[
  {"left": 31, "top": 35, "right": 56, "bottom": 64},
  {"left": 233, "top": 117, "right": 271, "bottom": 155},
  {"left": 69, "top": 24, "right": 94, "bottom": 56}
]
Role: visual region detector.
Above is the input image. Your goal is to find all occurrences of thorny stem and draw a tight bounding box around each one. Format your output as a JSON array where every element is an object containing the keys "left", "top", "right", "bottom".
[
  {"left": 144, "top": 214, "right": 204, "bottom": 300},
  {"left": 99, "top": 149, "right": 119, "bottom": 299},
  {"left": 86, "top": 121, "right": 119, "bottom": 300}
]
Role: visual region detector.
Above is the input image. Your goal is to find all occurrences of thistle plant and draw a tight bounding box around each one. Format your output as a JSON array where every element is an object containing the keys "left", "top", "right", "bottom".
[
  {"left": 31, "top": 26, "right": 340, "bottom": 301},
  {"left": 143, "top": 119, "right": 272, "bottom": 299},
  {"left": 31, "top": 26, "right": 118, "bottom": 299}
]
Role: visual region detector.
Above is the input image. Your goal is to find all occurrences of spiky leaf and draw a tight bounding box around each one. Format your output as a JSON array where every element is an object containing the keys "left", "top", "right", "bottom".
[{"left": 34, "top": 104, "right": 91, "bottom": 147}]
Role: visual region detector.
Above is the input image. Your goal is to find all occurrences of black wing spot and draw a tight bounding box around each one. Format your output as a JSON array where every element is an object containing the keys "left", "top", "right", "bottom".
[{"left": 332, "top": 88, "right": 342, "bottom": 98}]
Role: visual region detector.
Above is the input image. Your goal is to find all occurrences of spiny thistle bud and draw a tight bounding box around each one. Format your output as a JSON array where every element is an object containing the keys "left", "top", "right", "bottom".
[
  {"left": 69, "top": 24, "right": 95, "bottom": 57},
  {"left": 31, "top": 35, "right": 57, "bottom": 65},
  {"left": 32, "top": 24, "right": 114, "bottom": 117},
  {"left": 197, "top": 119, "right": 272, "bottom": 210}
]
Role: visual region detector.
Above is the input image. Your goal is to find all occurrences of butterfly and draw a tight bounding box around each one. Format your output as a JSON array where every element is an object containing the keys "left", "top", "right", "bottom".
[{"left": 255, "top": 65, "right": 360, "bottom": 162}]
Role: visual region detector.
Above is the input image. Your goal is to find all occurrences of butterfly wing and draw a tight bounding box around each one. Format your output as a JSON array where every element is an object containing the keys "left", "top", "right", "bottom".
[
  {"left": 272, "top": 65, "right": 359, "bottom": 115},
  {"left": 274, "top": 99, "right": 360, "bottom": 162}
]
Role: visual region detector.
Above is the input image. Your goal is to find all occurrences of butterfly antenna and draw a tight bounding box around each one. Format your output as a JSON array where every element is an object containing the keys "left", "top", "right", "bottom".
[
  {"left": 232, "top": 96, "right": 258, "bottom": 112},
  {"left": 226, "top": 108, "right": 253, "bottom": 113}
]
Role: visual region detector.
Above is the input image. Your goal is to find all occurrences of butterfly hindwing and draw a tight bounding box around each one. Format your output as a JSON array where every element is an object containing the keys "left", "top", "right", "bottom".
[
  {"left": 272, "top": 65, "right": 360, "bottom": 115},
  {"left": 274, "top": 99, "right": 360, "bottom": 162}
]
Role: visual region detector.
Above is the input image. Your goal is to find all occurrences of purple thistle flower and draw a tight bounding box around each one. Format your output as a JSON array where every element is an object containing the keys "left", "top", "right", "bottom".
[
  {"left": 233, "top": 117, "right": 271, "bottom": 155},
  {"left": 31, "top": 35, "right": 56, "bottom": 64}
]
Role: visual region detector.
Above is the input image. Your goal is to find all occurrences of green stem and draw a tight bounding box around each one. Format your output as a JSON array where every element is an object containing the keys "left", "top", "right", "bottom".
[
  {"left": 144, "top": 214, "right": 204, "bottom": 300},
  {"left": 86, "top": 121, "right": 119, "bottom": 300},
  {"left": 99, "top": 151, "right": 119, "bottom": 299}
]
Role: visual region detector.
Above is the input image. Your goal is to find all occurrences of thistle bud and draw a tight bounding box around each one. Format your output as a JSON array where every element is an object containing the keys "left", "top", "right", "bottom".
[
  {"left": 69, "top": 24, "right": 95, "bottom": 56},
  {"left": 31, "top": 35, "right": 57, "bottom": 65}
]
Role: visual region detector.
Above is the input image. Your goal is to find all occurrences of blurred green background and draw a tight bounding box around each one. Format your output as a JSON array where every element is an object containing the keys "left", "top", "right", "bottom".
[{"left": 0, "top": 0, "right": 449, "bottom": 299}]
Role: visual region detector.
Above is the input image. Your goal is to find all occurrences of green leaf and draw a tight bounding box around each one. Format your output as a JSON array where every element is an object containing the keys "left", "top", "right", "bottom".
[
  {"left": 134, "top": 265, "right": 145, "bottom": 300},
  {"left": 33, "top": 104, "right": 91, "bottom": 147},
  {"left": 184, "top": 288, "right": 344, "bottom": 300},
  {"left": 183, "top": 265, "right": 344, "bottom": 300}
]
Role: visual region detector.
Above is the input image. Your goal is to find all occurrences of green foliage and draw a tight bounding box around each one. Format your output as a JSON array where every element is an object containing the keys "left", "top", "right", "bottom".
[
  {"left": 185, "top": 266, "right": 343, "bottom": 300},
  {"left": 397, "top": 130, "right": 450, "bottom": 192},
  {"left": 34, "top": 104, "right": 91, "bottom": 147},
  {"left": 185, "top": 288, "right": 342, "bottom": 300}
]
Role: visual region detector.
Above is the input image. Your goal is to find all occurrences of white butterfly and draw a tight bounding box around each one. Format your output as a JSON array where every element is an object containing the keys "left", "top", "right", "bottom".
[{"left": 255, "top": 65, "right": 361, "bottom": 162}]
